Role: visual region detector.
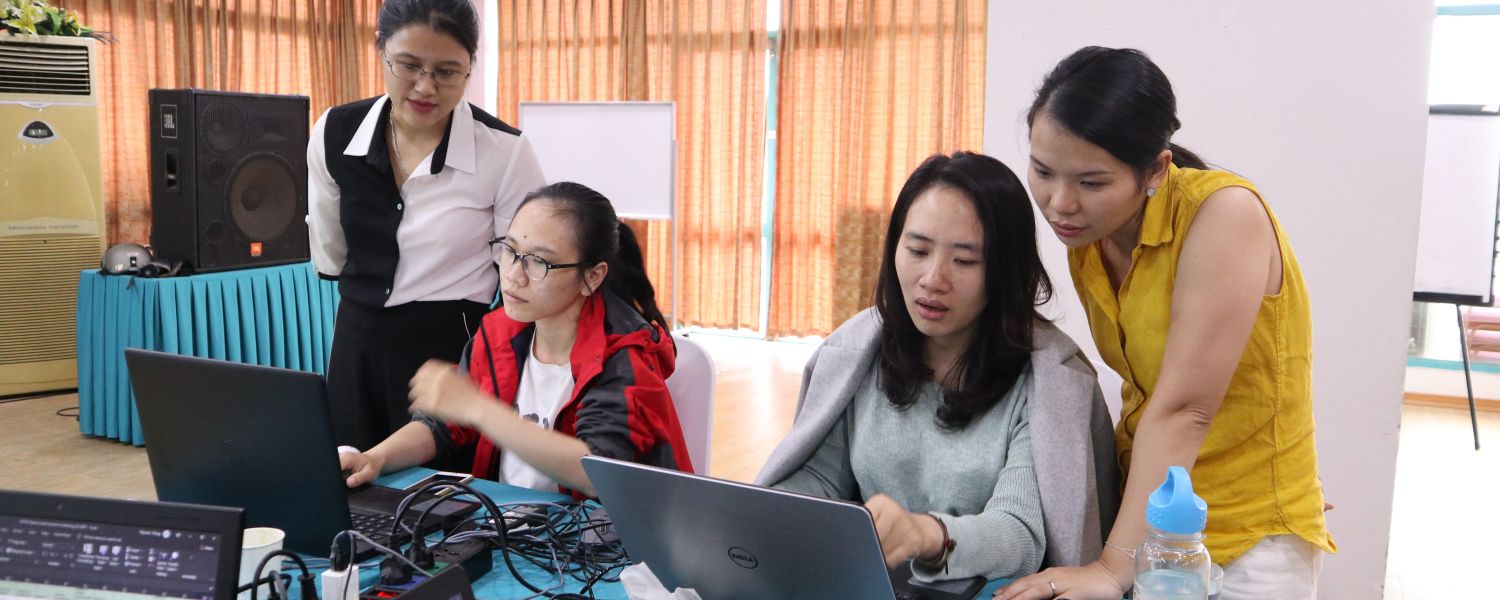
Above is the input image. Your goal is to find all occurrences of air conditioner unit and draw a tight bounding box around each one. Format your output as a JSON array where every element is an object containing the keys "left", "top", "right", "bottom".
[{"left": 0, "top": 34, "right": 104, "bottom": 397}]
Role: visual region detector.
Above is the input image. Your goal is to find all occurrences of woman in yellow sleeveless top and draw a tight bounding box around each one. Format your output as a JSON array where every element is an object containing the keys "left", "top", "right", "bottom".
[{"left": 998, "top": 47, "right": 1334, "bottom": 600}]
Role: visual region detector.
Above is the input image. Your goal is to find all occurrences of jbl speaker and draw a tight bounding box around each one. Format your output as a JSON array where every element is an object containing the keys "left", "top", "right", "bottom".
[{"left": 149, "top": 89, "right": 310, "bottom": 272}]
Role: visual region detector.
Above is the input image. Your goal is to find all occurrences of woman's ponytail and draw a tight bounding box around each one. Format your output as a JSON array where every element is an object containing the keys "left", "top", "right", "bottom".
[{"left": 607, "top": 222, "right": 669, "bottom": 334}]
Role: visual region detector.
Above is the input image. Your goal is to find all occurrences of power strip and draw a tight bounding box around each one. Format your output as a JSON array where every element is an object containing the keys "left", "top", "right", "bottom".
[
  {"left": 431, "top": 537, "right": 492, "bottom": 583},
  {"left": 357, "top": 537, "right": 494, "bottom": 600}
]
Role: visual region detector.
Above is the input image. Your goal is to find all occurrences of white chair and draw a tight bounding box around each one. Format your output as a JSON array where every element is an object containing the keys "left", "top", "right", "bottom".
[{"left": 665, "top": 333, "right": 716, "bottom": 473}]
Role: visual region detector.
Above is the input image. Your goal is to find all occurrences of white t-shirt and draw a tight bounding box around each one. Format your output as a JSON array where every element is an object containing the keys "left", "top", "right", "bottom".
[{"left": 500, "top": 340, "right": 574, "bottom": 491}]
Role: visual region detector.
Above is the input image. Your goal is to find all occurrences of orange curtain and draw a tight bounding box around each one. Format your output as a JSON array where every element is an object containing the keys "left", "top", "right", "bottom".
[
  {"left": 767, "top": 0, "right": 986, "bottom": 337},
  {"left": 65, "top": 0, "right": 383, "bottom": 245},
  {"left": 495, "top": 1, "right": 766, "bottom": 330}
]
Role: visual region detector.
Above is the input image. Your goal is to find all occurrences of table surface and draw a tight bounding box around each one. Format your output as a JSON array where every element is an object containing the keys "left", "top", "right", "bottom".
[{"left": 275, "top": 468, "right": 1011, "bottom": 599}]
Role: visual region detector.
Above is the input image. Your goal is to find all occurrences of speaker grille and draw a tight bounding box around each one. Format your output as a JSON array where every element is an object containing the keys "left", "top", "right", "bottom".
[
  {"left": 0, "top": 40, "right": 90, "bottom": 96},
  {"left": 0, "top": 236, "right": 98, "bottom": 365},
  {"left": 228, "top": 154, "right": 298, "bottom": 241},
  {"left": 200, "top": 101, "right": 247, "bottom": 153},
  {"left": 183, "top": 92, "right": 308, "bottom": 272}
]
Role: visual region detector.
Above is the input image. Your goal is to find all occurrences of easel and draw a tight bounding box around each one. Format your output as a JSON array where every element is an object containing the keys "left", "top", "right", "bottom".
[
  {"left": 1454, "top": 303, "right": 1483, "bottom": 450},
  {"left": 1411, "top": 105, "right": 1500, "bottom": 451},
  {"left": 1417, "top": 291, "right": 1488, "bottom": 451}
]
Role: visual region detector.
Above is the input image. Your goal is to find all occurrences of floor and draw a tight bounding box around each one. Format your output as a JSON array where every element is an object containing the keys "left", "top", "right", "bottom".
[
  {"left": 0, "top": 333, "right": 1491, "bottom": 599},
  {"left": 1381, "top": 405, "right": 1499, "bottom": 600}
]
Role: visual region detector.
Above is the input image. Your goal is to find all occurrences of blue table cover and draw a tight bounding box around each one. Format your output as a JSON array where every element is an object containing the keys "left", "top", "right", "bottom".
[{"left": 75, "top": 262, "right": 339, "bottom": 445}]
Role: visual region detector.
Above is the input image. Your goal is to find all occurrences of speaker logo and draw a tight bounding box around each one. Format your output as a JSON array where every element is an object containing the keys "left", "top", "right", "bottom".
[
  {"left": 159, "top": 104, "right": 177, "bottom": 139},
  {"left": 727, "top": 547, "right": 758, "bottom": 570},
  {"left": 250, "top": 242, "right": 263, "bottom": 257}
]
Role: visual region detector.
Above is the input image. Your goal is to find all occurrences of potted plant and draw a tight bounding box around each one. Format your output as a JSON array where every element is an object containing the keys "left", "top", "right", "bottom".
[{"left": 2, "top": 0, "right": 106, "bottom": 39}]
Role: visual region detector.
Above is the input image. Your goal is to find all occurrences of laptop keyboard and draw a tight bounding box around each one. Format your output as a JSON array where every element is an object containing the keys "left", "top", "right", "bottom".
[{"left": 350, "top": 511, "right": 397, "bottom": 542}]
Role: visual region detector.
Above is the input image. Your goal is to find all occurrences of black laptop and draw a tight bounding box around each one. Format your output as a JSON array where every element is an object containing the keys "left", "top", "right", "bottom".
[
  {"left": 0, "top": 489, "right": 243, "bottom": 600},
  {"left": 125, "top": 349, "right": 476, "bottom": 557}
]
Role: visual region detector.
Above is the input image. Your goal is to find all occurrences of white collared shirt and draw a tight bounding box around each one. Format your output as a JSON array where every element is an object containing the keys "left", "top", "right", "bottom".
[{"left": 306, "top": 96, "right": 546, "bottom": 307}]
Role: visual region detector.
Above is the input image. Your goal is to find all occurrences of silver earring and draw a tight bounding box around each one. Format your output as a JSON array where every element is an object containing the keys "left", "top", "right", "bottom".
[{"left": 1146, "top": 186, "right": 1157, "bottom": 198}]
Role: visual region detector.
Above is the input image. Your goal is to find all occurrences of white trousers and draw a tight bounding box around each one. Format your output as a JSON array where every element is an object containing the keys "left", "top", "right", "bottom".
[{"left": 1216, "top": 534, "right": 1324, "bottom": 600}]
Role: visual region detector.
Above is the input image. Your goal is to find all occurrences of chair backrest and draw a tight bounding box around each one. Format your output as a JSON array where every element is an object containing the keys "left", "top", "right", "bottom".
[{"left": 665, "top": 333, "right": 716, "bottom": 473}]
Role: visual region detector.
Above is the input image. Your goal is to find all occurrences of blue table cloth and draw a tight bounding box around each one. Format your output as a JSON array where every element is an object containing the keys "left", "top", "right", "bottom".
[{"left": 75, "top": 262, "right": 339, "bottom": 445}]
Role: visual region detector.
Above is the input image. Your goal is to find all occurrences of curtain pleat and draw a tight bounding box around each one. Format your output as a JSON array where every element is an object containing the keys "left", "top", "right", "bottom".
[
  {"left": 767, "top": 0, "right": 986, "bottom": 337},
  {"left": 496, "top": 0, "right": 767, "bottom": 330},
  {"left": 69, "top": 0, "right": 384, "bottom": 246}
]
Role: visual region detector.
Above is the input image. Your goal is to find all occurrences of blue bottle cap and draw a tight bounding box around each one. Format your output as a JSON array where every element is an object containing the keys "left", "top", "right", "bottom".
[{"left": 1146, "top": 466, "right": 1208, "bottom": 535}]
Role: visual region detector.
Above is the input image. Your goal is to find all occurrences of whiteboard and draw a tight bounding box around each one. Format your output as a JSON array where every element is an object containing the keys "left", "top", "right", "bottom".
[
  {"left": 1414, "top": 107, "right": 1500, "bottom": 305},
  {"left": 518, "top": 102, "right": 675, "bottom": 221}
]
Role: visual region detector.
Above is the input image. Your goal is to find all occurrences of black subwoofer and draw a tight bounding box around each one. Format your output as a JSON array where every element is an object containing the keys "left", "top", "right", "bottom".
[{"left": 149, "top": 89, "right": 310, "bottom": 272}]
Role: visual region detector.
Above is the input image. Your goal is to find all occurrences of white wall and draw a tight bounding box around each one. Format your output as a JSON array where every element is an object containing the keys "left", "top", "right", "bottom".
[
  {"left": 463, "top": 0, "right": 499, "bottom": 115},
  {"left": 983, "top": 2, "right": 1433, "bottom": 598}
]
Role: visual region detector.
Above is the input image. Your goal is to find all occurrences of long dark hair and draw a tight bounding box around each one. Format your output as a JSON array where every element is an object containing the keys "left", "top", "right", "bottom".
[
  {"left": 1027, "top": 46, "right": 1209, "bottom": 181},
  {"left": 518, "top": 182, "right": 670, "bottom": 334},
  {"left": 875, "top": 152, "right": 1052, "bottom": 429},
  {"left": 376, "top": 0, "right": 480, "bottom": 58}
]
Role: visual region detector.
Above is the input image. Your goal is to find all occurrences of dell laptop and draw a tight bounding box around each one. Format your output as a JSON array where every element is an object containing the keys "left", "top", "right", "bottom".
[{"left": 581, "top": 456, "right": 987, "bottom": 600}]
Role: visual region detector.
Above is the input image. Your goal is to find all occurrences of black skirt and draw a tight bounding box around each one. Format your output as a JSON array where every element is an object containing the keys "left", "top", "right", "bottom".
[{"left": 325, "top": 298, "right": 490, "bottom": 449}]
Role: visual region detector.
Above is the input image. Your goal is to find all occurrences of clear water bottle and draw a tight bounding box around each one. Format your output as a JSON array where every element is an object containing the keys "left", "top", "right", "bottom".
[{"left": 1134, "top": 466, "right": 1211, "bottom": 600}]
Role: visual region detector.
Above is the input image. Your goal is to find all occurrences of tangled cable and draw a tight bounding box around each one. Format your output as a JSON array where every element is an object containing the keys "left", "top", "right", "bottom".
[{"left": 390, "top": 481, "right": 631, "bottom": 600}]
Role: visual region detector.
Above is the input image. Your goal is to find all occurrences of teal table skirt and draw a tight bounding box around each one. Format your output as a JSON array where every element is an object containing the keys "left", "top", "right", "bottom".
[{"left": 75, "top": 262, "right": 339, "bottom": 445}]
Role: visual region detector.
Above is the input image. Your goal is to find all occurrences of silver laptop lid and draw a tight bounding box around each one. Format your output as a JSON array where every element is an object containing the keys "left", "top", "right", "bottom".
[{"left": 582, "top": 456, "right": 898, "bottom": 600}]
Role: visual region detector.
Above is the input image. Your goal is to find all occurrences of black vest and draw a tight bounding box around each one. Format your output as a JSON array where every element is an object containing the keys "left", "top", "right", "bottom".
[{"left": 322, "top": 98, "right": 423, "bottom": 307}]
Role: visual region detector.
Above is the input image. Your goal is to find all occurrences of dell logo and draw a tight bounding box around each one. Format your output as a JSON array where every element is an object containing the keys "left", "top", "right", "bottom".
[{"left": 727, "top": 547, "right": 758, "bottom": 570}]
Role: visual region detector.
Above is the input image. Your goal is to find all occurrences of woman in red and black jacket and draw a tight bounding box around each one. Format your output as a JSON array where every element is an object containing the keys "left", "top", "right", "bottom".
[{"left": 338, "top": 182, "right": 693, "bottom": 498}]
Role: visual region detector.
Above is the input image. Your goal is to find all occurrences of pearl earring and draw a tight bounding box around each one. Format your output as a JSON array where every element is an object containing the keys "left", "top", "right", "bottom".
[{"left": 1146, "top": 187, "right": 1157, "bottom": 198}]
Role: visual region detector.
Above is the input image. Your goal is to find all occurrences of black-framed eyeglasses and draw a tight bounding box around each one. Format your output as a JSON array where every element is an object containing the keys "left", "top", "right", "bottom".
[
  {"left": 491, "top": 238, "right": 587, "bottom": 281},
  {"left": 384, "top": 58, "right": 471, "bottom": 87}
]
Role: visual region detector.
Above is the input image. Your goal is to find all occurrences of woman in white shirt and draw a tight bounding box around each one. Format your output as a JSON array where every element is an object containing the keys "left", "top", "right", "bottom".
[{"left": 307, "top": 0, "right": 545, "bottom": 449}]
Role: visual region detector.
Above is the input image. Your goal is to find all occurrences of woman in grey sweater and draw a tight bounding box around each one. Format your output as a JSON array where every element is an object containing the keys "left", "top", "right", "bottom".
[{"left": 756, "top": 152, "right": 1121, "bottom": 583}]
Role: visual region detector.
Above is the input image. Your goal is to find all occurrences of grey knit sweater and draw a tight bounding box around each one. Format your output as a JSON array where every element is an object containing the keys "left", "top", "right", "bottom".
[
  {"left": 755, "top": 308, "right": 1121, "bottom": 573},
  {"left": 774, "top": 367, "right": 1044, "bottom": 580}
]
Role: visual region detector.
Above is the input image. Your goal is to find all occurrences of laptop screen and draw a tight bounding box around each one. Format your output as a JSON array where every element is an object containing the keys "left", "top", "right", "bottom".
[{"left": 0, "top": 490, "right": 242, "bottom": 600}]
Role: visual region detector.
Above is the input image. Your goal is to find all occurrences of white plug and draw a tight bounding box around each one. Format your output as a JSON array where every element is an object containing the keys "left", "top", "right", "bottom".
[{"left": 320, "top": 564, "right": 360, "bottom": 600}]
